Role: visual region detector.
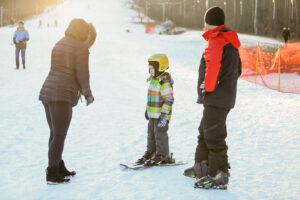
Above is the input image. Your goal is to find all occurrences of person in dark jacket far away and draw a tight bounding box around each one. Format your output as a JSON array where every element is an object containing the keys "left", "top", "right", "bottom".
[
  {"left": 184, "top": 7, "right": 242, "bottom": 190},
  {"left": 282, "top": 27, "right": 290, "bottom": 44},
  {"left": 13, "top": 21, "right": 29, "bottom": 70},
  {"left": 39, "top": 18, "right": 97, "bottom": 184}
]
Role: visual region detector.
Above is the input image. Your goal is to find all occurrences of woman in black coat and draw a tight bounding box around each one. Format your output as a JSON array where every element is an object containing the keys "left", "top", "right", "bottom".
[{"left": 39, "top": 18, "right": 97, "bottom": 184}]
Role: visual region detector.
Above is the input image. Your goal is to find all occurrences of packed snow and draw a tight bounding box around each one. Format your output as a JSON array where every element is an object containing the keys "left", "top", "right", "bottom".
[{"left": 0, "top": 0, "right": 299, "bottom": 199}]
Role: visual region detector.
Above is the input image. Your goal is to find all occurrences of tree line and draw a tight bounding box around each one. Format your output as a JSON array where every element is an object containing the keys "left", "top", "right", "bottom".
[
  {"left": 0, "top": 0, "right": 62, "bottom": 26},
  {"left": 133, "top": 0, "right": 300, "bottom": 39}
]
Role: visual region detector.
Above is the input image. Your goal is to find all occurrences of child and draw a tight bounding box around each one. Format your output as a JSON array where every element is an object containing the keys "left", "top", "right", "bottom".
[{"left": 136, "top": 54, "right": 174, "bottom": 166}]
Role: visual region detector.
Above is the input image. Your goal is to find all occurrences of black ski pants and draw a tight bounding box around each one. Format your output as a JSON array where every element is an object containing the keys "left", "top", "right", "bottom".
[
  {"left": 43, "top": 101, "right": 72, "bottom": 168},
  {"left": 195, "top": 104, "right": 230, "bottom": 176}
]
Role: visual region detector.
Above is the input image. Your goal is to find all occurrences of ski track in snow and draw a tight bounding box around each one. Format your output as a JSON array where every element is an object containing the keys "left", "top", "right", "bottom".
[{"left": 0, "top": 0, "right": 299, "bottom": 199}]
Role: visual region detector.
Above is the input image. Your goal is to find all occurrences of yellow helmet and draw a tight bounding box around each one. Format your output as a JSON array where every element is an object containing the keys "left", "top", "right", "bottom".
[{"left": 148, "top": 53, "right": 169, "bottom": 72}]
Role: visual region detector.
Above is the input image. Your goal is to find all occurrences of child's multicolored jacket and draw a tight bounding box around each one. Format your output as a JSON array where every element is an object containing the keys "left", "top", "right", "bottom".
[{"left": 146, "top": 72, "right": 174, "bottom": 120}]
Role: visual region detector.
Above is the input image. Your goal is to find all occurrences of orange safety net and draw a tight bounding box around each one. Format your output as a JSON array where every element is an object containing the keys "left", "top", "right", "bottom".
[
  {"left": 145, "top": 23, "right": 156, "bottom": 34},
  {"left": 239, "top": 42, "right": 300, "bottom": 94}
]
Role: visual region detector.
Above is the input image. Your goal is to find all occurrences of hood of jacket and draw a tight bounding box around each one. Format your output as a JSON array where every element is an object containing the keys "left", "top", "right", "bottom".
[
  {"left": 65, "top": 18, "right": 90, "bottom": 42},
  {"left": 202, "top": 24, "right": 241, "bottom": 49}
]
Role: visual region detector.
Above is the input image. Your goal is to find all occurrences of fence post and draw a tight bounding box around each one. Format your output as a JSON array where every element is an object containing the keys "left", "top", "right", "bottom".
[
  {"left": 278, "top": 48, "right": 281, "bottom": 92},
  {"left": 255, "top": 42, "right": 259, "bottom": 83},
  {"left": 0, "top": 7, "right": 3, "bottom": 27},
  {"left": 162, "top": 3, "right": 166, "bottom": 22},
  {"left": 183, "top": 0, "right": 186, "bottom": 24}
]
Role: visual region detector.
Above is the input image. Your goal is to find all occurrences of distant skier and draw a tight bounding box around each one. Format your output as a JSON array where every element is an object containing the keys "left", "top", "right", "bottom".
[
  {"left": 282, "top": 27, "right": 290, "bottom": 44},
  {"left": 185, "top": 7, "right": 241, "bottom": 189},
  {"left": 13, "top": 21, "right": 29, "bottom": 70},
  {"left": 162, "top": 18, "right": 172, "bottom": 29},
  {"left": 54, "top": 19, "right": 58, "bottom": 27},
  {"left": 161, "top": 18, "right": 175, "bottom": 35},
  {"left": 38, "top": 19, "right": 43, "bottom": 29},
  {"left": 10, "top": 18, "right": 14, "bottom": 26},
  {"left": 39, "top": 18, "right": 97, "bottom": 184},
  {"left": 136, "top": 54, "right": 174, "bottom": 166}
]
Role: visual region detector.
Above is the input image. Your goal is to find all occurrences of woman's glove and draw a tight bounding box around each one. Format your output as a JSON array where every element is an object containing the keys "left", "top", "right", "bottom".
[{"left": 85, "top": 95, "right": 94, "bottom": 106}]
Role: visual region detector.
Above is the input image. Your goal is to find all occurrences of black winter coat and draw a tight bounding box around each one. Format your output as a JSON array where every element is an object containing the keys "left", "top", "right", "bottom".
[
  {"left": 39, "top": 36, "right": 92, "bottom": 106},
  {"left": 197, "top": 26, "right": 241, "bottom": 109}
]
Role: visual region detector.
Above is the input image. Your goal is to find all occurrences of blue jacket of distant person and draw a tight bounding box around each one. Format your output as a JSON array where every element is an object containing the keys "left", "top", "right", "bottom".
[
  {"left": 162, "top": 20, "right": 172, "bottom": 29},
  {"left": 13, "top": 27, "right": 30, "bottom": 48}
]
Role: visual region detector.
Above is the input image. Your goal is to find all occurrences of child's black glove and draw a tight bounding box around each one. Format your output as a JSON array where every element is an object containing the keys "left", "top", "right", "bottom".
[
  {"left": 145, "top": 110, "right": 149, "bottom": 120},
  {"left": 158, "top": 113, "right": 168, "bottom": 128}
]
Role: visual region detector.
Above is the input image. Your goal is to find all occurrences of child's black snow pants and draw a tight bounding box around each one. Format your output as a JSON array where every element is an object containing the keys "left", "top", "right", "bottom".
[
  {"left": 195, "top": 104, "right": 230, "bottom": 176},
  {"left": 43, "top": 101, "right": 72, "bottom": 168}
]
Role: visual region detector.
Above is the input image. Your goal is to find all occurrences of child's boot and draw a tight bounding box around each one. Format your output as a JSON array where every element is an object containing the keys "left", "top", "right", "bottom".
[
  {"left": 135, "top": 151, "right": 153, "bottom": 164},
  {"left": 145, "top": 153, "right": 173, "bottom": 166}
]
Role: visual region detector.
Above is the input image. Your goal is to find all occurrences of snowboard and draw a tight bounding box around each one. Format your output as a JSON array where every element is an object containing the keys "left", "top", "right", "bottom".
[
  {"left": 183, "top": 167, "right": 197, "bottom": 179},
  {"left": 120, "top": 161, "right": 186, "bottom": 170}
]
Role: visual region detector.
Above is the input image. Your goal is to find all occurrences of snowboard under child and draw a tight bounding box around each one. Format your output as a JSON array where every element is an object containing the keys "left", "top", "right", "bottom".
[{"left": 136, "top": 53, "right": 175, "bottom": 166}]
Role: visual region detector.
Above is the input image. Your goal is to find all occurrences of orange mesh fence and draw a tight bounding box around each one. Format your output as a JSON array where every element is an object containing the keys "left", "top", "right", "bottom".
[
  {"left": 239, "top": 42, "right": 300, "bottom": 94},
  {"left": 145, "top": 23, "right": 156, "bottom": 34}
]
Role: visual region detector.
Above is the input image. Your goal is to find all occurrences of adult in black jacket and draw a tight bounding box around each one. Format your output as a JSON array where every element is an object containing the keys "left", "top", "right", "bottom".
[
  {"left": 39, "top": 18, "right": 97, "bottom": 184},
  {"left": 185, "top": 7, "right": 241, "bottom": 189}
]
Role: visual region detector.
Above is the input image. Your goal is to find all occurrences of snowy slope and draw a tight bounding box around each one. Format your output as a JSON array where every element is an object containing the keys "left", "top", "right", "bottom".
[{"left": 0, "top": 0, "right": 300, "bottom": 199}]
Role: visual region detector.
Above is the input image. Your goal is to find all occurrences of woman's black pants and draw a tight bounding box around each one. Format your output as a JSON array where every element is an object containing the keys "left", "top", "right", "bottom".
[{"left": 43, "top": 101, "right": 72, "bottom": 168}]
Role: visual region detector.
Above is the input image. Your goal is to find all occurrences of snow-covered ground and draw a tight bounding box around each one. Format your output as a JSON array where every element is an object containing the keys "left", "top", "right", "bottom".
[{"left": 0, "top": 0, "right": 300, "bottom": 199}]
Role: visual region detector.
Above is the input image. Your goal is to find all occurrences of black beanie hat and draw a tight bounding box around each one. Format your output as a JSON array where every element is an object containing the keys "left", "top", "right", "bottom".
[{"left": 204, "top": 7, "right": 225, "bottom": 26}]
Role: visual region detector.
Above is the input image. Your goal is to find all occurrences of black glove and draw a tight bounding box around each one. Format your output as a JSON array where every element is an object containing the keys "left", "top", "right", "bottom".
[
  {"left": 145, "top": 110, "right": 149, "bottom": 120},
  {"left": 158, "top": 113, "right": 168, "bottom": 128},
  {"left": 197, "top": 81, "right": 205, "bottom": 104},
  {"left": 85, "top": 95, "right": 94, "bottom": 106}
]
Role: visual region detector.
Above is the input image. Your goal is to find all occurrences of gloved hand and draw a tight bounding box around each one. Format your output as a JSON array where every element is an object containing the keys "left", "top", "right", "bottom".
[
  {"left": 157, "top": 113, "right": 168, "bottom": 128},
  {"left": 85, "top": 95, "right": 94, "bottom": 106},
  {"left": 197, "top": 81, "right": 205, "bottom": 104},
  {"left": 200, "top": 81, "right": 205, "bottom": 94},
  {"left": 145, "top": 110, "right": 149, "bottom": 120}
]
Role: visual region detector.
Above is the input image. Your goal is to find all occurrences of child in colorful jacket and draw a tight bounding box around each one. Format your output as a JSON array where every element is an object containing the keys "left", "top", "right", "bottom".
[{"left": 136, "top": 54, "right": 174, "bottom": 165}]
